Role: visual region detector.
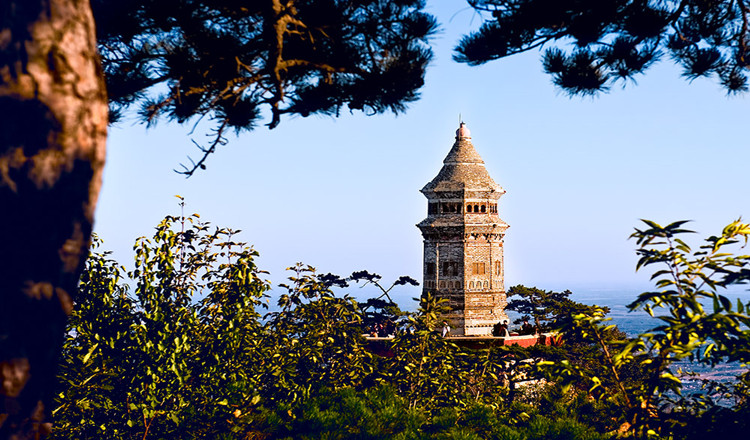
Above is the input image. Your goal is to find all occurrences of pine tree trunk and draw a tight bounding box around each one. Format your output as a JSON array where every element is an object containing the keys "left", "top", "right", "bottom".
[{"left": 0, "top": 0, "right": 107, "bottom": 437}]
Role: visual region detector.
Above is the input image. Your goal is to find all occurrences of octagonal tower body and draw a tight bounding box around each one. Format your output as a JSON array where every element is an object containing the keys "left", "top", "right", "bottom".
[{"left": 417, "top": 123, "right": 509, "bottom": 336}]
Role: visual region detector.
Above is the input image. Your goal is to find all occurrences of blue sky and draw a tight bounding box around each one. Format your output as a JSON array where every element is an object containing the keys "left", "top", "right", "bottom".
[{"left": 93, "top": 3, "right": 750, "bottom": 306}]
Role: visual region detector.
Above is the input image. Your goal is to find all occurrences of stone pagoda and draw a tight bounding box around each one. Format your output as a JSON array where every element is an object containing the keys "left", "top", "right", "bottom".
[{"left": 417, "top": 122, "right": 509, "bottom": 336}]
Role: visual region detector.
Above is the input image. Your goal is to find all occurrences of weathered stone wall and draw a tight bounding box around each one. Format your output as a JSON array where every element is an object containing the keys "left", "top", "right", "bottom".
[{"left": 420, "top": 218, "right": 509, "bottom": 336}]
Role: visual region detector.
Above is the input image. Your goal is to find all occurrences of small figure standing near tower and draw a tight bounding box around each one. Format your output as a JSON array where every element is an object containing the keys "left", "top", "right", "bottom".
[{"left": 418, "top": 122, "right": 509, "bottom": 336}]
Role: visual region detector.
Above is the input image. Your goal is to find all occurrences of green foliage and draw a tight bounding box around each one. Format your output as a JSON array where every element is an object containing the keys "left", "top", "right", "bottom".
[
  {"left": 458, "top": 1, "right": 750, "bottom": 95},
  {"left": 629, "top": 219, "right": 750, "bottom": 365},
  {"left": 536, "top": 218, "right": 750, "bottom": 437},
  {"left": 324, "top": 269, "right": 414, "bottom": 336},
  {"left": 668, "top": 373, "right": 750, "bottom": 439},
  {"left": 263, "top": 385, "right": 612, "bottom": 440},
  {"left": 260, "top": 264, "right": 373, "bottom": 404},
  {"left": 521, "top": 416, "right": 612, "bottom": 440},
  {"left": 53, "top": 207, "right": 558, "bottom": 438},
  {"left": 91, "top": 0, "right": 436, "bottom": 174},
  {"left": 54, "top": 204, "right": 270, "bottom": 439},
  {"left": 53, "top": 238, "right": 133, "bottom": 439},
  {"left": 506, "top": 285, "right": 602, "bottom": 331},
  {"left": 264, "top": 386, "right": 427, "bottom": 440},
  {"left": 380, "top": 294, "right": 470, "bottom": 411},
  {"left": 626, "top": 219, "right": 750, "bottom": 432},
  {"left": 56, "top": 208, "right": 750, "bottom": 439}
]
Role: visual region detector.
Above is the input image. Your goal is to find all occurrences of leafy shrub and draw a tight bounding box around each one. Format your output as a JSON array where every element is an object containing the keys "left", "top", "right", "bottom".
[{"left": 54, "top": 208, "right": 750, "bottom": 440}]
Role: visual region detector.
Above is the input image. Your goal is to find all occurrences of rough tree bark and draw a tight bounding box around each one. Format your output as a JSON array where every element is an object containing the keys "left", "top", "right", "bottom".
[{"left": 0, "top": 0, "right": 107, "bottom": 437}]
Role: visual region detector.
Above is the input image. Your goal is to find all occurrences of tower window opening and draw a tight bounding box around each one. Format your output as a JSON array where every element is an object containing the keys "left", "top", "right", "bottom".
[
  {"left": 494, "top": 261, "right": 502, "bottom": 275},
  {"left": 469, "top": 281, "right": 475, "bottom": 289},
  {"left": 442, "top": 261, "right": 459, "bottom": 277},
  {"left": 472, "top": 262, "right": 486, "bottom": 275},
  {"left": 474, "top": 204, "right": 479, "bottom": 212},
  {"left": 441, "top": 203, "right": 463, "bottom": 214},
  {"left": 481, "top": 205, "right": 486, "bottom": 213},
  {"left": 467, "top": 205, "right": 473, "bottom": 213},
  {"left": 426, "top": 262, "right": 436, "bottom": 275},
  {"left": 439, "top": 281, "right": 445, "bottom": 289},
  {"left": 483, "top": 281, "right": 489, "bottom": 289}
]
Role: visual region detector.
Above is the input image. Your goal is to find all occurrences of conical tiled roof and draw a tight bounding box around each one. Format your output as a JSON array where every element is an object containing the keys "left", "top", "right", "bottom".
[
  {"left": 422, "top": 123, "right": 501, "bottom": 193},
  {"left": 443, "top": 138, "right": 485, "bottom": 164}
]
